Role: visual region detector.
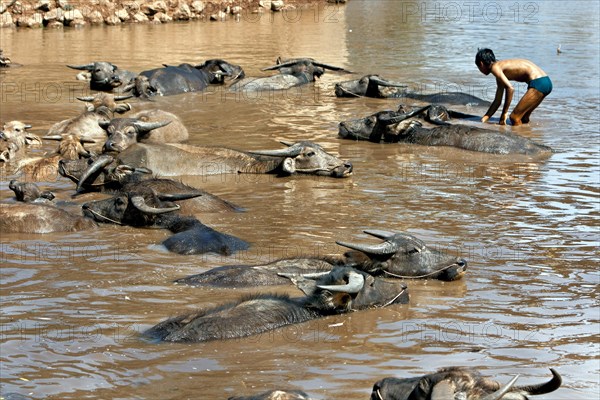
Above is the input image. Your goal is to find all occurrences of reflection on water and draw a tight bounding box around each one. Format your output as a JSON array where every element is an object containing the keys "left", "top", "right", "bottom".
[{"left": 1, "top": 1, "right": 599, "bottom": 399}]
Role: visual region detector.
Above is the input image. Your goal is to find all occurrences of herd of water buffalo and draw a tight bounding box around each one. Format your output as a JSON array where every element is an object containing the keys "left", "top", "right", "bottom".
[{"left": 0, "top": 52, "right": 561, "bottom": 399}]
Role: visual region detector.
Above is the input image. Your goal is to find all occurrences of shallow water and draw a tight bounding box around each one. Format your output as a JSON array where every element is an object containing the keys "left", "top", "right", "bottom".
[{"left": 0, "top": 1, "right": 599, "bottom": 399}]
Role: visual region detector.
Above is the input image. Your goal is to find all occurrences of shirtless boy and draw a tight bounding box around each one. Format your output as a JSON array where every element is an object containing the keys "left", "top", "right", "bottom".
[{"left": 475, "top": 48, "right": 552, "bottom": 126}]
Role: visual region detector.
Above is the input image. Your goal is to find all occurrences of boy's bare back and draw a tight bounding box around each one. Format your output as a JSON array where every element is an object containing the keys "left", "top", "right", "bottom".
[{"left": 491, "top": 59, "right": 547, "bottom": 84}]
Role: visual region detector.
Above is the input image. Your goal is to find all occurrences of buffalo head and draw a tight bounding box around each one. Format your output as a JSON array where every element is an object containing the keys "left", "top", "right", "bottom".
[
  {"left": 81, "top": 186, "right": 198, "bottom": 227},
  {"left": 42, "top": 134, "right": 96, "bottom": 159},
  {"left": 264, "top": 57, "right": 349, "bottom": 77},
  {"left": 283, "top": 267, "right": 409, "bottom": 311},
  {"left": 371, "top": 367, "right": 562, "bottom": 400},
  {"left": 337, "top": 230, "right": 467, "bottom": 281},
  {"left": 68, "top": 62, "right": 123, "bottom": 90},
  {"left": 9, "top": 180, "right": 55, "bottom": 202},
  {"left": 0, "top": 121, "right": 40, "bottom": 148},
  {"left": 100, "top": 118, "right": 171, "bottom": 153},
  {"left": 250, "top": 141, "right": 353, "bottom": 178},
  {"left": 76, "top": 93, "right": 133, "bottom": 114},
  {"left": 0, "top": 49, "right": 11, "bottom": 67},
  {"left": 338, "top": 107, "right": 429, "bottom": 142},
  {"left": 195, "top": 59, "right": 245, "bottom": 83},
  {"left": 59, "top": 155, "right": 152, "bottom": 193},
  {"left": 335, "top": 75, "right": 407, "bottom": 98}
]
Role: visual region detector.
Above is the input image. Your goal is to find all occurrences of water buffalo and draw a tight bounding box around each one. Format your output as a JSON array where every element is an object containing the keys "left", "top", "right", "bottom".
[
  {"left": 63, "top": 140, "right": 353, "bottom": 183},
  {"left": 81, "top": 185, "right": 248, "bottom": 255},
  {"left": 0, "top": 203, "right": 96, "bottom": 233},
  {"left": 176, "top": 230, "right": 467, "bottom": 288},
  {"left": 400, "top": 91, "right": 491, "bottom": 106},
  {"left": 67, "top": 61, "right": 137, "bottom": 93},
  {"left": 58, "top": 155, "right": 241, "bottom": 213},
  {"left": 371, "top": 367, "right": 561, "bottom": 400},
  {"left": 144, "top": 266, "right": 409, "bottom": 342},
  {"left": 8, "top": 180, "right": 55, "bottom": 202},
  {"left": 46, "top": 93, "right": 133, "bottom": 142},
  {"left": 16, "top": 133, "right": 95, "bottom": 181},
  {"left": 229, "top": 58, "right": 347, "bottom": 93},
  {"left": 338, "top": 107, "right": 553, "bottom": 155},
  {"left": 0, "top": 121, "right": 41, "bottom": 148},
  {"left": 128, "top": 59, "right": 245, "bottom": 97},
  {"left": 0, "top": 49, "right": 21, "bottom": 68},
  {"left": 100, "top": 109, "right": 189, "bottom": 152},
  {"left": 229, "top": 390, "right": 312, "bottom": 400},
  {"left": 0, "top": 49, "right": 11, "bottom": 68},
  {"left": 335, "top": 75, "right": 408, "bottom": 98}
]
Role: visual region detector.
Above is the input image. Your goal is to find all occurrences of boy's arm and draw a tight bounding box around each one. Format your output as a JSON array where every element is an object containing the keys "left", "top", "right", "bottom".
[
  {"left": 492, "top": 66, "right": 514, "bottom": 124},
  {"left": 482, "top": 82, "right": 504, "bottom": 123}
]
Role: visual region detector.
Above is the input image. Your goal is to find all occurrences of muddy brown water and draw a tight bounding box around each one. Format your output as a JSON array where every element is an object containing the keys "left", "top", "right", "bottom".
[{"left": 0, "top": 1, "right": 598, "bottom": 399}]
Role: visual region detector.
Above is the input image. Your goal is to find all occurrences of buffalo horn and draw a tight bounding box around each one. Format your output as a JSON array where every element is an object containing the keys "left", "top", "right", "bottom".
[
  {"left": 130, "top": 196, "right": 180, "bottom": 214},
  {"left": 378, "top": 105, "right": 431, "bottom": 125},
  {"left": 114, "top": 94, "right": 135, "bottom": 101},
  {"left": 279, "top": 141, "right": 294, "bottom": 147},
  {"left": 249, "top": 145, "right": 302, "bottom": 158},
  {"left": 261, "top": 60, "right": 300, "bottom": 71},
  {"left": 336, "top": 239, "right": 398, "bottom": 256},
  {"left": 312, "top": 61, "right": 349, "bottom": 72},
  {"left": 80, "top": 138, "right": 96, "bottom": 144},
  {"left": 42, "top": 135, "right": 63, "bottom": 141},
  {"left": 76, "top": 96, "right": 95, "bottom": 102},
  {"left": 76, "top": 155, "right": 114, "bottom": 191},
  {"left": 317, "top": 271, "right": 364, "bottom": 293},
  {"left": 158, "top": 192, "right": 203, "bottom": 201},
  {"left": 24, "top": 124, "right": 32, "bottom": 129},
  {"left": 364, "top": 229, "right": 396, "bottom": 240},
  {"left": 67, "top": 63, "right": 95, "bottom": 71},
  {"left": 133, "top": 120, "right": 171, "bottom": 133},
  {"left": 369, "top": 76, "right": 407, "bottom": 88},
  {"left": 479, "top": 375, "right": 520, "bottom": 400},
  {"left": 515, "top": 368, "right": 562, "bottom": 395}
]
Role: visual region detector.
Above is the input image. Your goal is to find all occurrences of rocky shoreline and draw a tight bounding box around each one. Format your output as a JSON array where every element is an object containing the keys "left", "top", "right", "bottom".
[{"left": 0, "top": 0, "right": 344, "bottom": 29}]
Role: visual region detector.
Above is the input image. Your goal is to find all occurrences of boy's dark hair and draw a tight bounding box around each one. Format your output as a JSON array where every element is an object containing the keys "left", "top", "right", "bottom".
[{"left": 475, "top": 48, "right": 496, "bottom": 66}]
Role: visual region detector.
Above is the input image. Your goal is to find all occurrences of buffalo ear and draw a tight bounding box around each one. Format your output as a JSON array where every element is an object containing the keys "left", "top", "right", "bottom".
[
  {"left": 277, "top": 271, "right": 326, "bottom": 295},
  {"left": 98, "top": 120, "right": 111, "bottom": 130},
  {"left": 114, "top": 104, "right": 132, "bottom": 114}
]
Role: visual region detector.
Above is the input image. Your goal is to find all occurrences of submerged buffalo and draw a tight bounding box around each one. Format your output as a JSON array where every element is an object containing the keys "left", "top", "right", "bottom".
[
  {"left": 81, "top": 185, "right": 248, "bottom": 255},
  {"left": 229, "top": 58, "right": 348, "bottom": 92},
  {"left": 61, "top": 140, "right": 353, "bottom": 182},
  {"left": 128, "top": 59, "right": 245, "bottom": 97},
  {"left": 176, "top": 230, "right": 467, "bottom": 288},
  {"left": 145, "top": 266, "right": 409, "bottom": 342},
  {"left": 334, "top": 75, "right": 491, "bottom": 106},
  {"left": 371, "top": 367, "right": 561, "bottom": 400},
  {"left": 338, "top": 106, "right": 552, "bottom": 155},
  {"left": 0, "top": 203, "right": 96, "bottom": 233},
  {"left": 68, "top": 61, "right": 137, "bottom": 93},
  {"left": 400, "top": 91, "right": 491, "bottom": 106}
]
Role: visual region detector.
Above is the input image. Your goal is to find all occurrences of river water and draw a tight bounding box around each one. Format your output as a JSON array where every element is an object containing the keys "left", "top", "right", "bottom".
[{"left": 0, "top": 1, "right": 598, "bottom": 399}]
